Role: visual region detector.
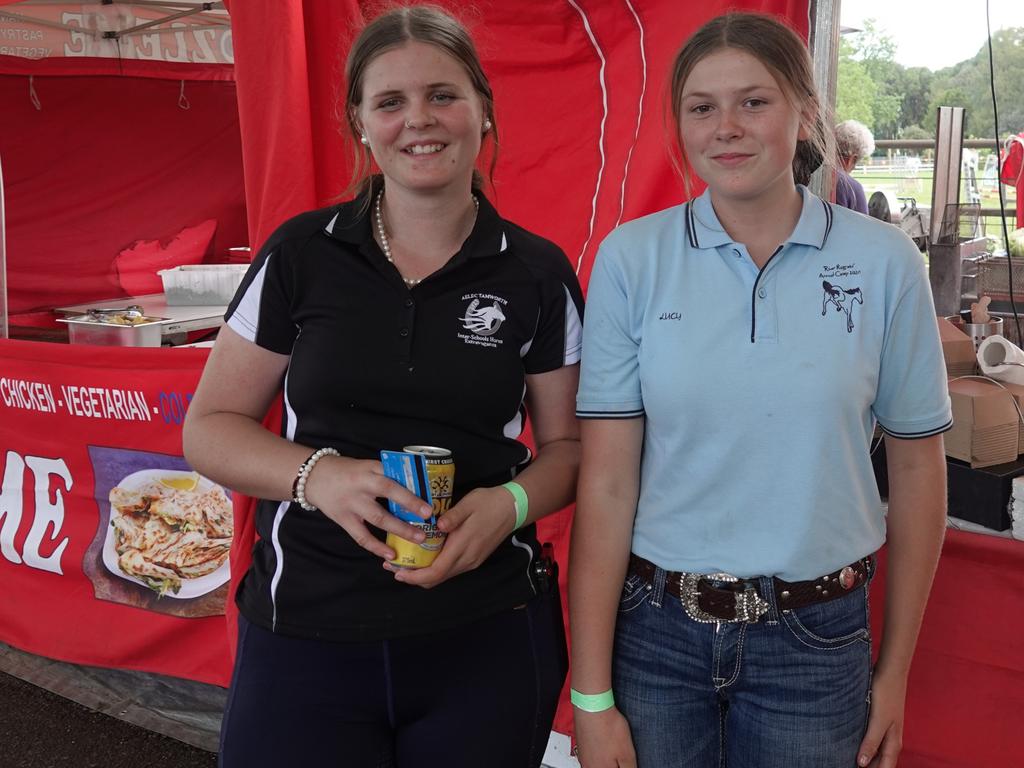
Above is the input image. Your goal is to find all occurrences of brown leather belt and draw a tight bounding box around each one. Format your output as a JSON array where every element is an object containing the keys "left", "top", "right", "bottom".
[{"left": 628, "top": 554, "right": 872, "bottom": 624}]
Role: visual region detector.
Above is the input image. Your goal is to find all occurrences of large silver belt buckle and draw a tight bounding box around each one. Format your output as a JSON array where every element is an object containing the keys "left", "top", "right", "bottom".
[{"left": 680, "top": 572, "right": 770, "bottom": 624}]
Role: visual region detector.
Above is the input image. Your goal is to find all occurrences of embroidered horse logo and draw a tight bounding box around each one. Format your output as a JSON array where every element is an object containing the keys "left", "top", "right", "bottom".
[
  {"left": 821, "top": 280, "right": 863, "bottom": 333},
  {"left": 459, "top": 299, "right": 506, "bottom": 337}
]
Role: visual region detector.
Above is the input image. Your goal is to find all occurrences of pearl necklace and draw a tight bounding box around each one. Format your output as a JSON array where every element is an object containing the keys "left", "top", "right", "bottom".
[{"left": 374, "top": 189, "right": 479, "bottom": 288}]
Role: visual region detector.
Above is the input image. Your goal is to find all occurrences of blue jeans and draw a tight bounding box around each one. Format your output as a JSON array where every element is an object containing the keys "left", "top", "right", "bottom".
[{"left": 612, "top": 565, "right": 872, "bottom": 768}]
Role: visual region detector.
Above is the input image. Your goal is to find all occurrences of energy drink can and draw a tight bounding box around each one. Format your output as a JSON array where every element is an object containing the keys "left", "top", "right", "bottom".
[{"left": 383, "top": 446, "right": 455, "bottom": 569}]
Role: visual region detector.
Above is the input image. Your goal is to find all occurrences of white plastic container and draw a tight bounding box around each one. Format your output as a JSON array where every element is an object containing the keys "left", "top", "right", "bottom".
[{"left": 158, "top": 264, "right": 247, "bottom": 306}]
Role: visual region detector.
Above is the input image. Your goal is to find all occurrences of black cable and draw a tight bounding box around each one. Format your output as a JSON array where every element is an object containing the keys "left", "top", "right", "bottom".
[{"left": 987, "top": 0, "right": 1021, "bottom": 341}]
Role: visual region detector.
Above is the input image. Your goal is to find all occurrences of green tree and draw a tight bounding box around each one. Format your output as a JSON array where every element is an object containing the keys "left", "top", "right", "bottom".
[
  {"left": 900, "top": 125, "right": 933, "bottom": 141},
  {"left": 838, "top": 21, "right": 1024, "bottom": 142},
  {"left": 924, "top": 27, "right": 1024, "bottom": 138},
  {"left": 851, "top": 19, "right": 896, "bottom": 68},
  {"left": 840, "top": 19, "right": 903, "bottom": 138},
  {"left": 926, "top": 86, "right": 970, "bottom": 130},
  {"left": 980, "top": 27, "right": 1024, "bottom": 137},
  {"left": 900, "top": 68, "right": 934, "bottom": 131},
  {"left": 836, "top": 57, "right": 875, "bottom": 126}
]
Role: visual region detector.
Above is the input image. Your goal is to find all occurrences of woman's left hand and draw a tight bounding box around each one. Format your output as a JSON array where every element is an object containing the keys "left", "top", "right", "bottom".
[
  {"left": 384, "top": 485, "right": 515, "bottom": 589},
  {"left": 857, "top": 666, "right": 908, "bottom": 767}
]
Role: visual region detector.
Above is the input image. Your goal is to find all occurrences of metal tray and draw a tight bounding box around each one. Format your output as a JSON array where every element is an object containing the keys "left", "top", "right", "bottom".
[{"left": 57, "top": 309, "right": 169, "bottom": 347}]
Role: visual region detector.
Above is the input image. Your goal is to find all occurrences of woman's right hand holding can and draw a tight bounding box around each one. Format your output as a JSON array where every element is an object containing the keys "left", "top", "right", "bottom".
[{"left": 302, "top": 455, "right": 434, "bottom": 560}]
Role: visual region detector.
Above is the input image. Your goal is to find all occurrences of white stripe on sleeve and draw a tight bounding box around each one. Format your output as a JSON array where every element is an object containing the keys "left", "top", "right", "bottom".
[{"left": 226, "top": 257, "right": 271, "bottom": 343}]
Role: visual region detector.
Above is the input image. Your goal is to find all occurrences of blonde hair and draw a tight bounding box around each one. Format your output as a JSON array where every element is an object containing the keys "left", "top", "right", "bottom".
[
  {"left": 666, "top": 12, "right": 829, "bottom": 195},
  {"left": 343, "top": 4, "right": 497, "bottom": 199}
]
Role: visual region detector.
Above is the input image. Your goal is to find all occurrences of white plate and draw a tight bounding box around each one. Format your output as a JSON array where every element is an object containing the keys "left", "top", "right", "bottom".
[{"left": 102, "top": 468, "right": 231, "bottom": 599}]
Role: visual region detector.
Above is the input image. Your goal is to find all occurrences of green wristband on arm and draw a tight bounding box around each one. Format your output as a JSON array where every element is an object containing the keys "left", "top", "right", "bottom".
[
  {"left": 570, "top": 687, "right": 615, "bottom": 712},
  {"left": 501, "top": 480, "right": 529, "bottom": 530}
]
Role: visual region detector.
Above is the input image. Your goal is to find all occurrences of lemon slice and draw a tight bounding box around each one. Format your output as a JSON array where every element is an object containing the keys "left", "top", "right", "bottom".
[{"left": 160, "top": 472, "right": 199, "bottom": 492}]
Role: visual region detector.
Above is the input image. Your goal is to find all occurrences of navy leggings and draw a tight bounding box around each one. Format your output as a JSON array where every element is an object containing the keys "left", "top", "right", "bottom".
[{"left": 219, "top": 587, "right": 567, "bottom": 768}]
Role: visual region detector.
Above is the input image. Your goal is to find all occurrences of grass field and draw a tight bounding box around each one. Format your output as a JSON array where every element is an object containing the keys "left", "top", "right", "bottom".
[{"left": 851, "top": 166, "right": 1018, "bottom": 242}]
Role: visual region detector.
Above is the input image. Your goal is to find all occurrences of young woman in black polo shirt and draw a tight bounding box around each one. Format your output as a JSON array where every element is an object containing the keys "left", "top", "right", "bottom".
[{"left": 183, "top": 7, "right": 583, "bottom": 767}]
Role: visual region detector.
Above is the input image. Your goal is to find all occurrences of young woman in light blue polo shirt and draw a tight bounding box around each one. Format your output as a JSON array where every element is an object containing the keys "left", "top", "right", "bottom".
[{"left": 569, "top": 12, "right": 951, "bottom": 768}]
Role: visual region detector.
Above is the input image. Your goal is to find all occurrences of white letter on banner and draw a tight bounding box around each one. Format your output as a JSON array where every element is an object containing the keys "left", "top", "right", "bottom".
[
  {"left": 0, "top": 451, "right": 25, "bottom": 564},
  {"left": 62, "top": 13, "right": 87, "bottom": 57},
  {"left": 137, "top": 31, "right": 159, "bottom": 60},
  {"left": 22, "top": 456, "right": 72, "bottom": 575},
  {"left": 193, "top": 28, "right": 216, "bottom": 64},
  {"left": 163, "top": 21, "right": 189, "bottom": 63}
]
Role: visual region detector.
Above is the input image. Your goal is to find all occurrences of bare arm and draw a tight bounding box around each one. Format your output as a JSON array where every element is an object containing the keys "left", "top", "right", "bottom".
[
  {"left": 501, "top": 362, "right": 582, "bottom": 523},
  {"left": 392, "top": 363, "right": 581, "bottom": 588},
  {"left": 183, "top": 326, "right": 433, "bottom": 558},
  {"left": 858, "top": 433, "right": 946, "bottom": 768},
  {"left": 569, "top": 416, "right": 644, "bottom": 768},
  {"left": 182, "top": 325, "right": 303, "bottom": 499}
]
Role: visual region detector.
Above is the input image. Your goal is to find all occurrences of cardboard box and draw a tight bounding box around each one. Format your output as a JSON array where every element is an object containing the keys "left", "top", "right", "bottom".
[
  {"left": 937, "top": 316, "right": 976, "bottom": 377},
  {"left": 989, "top": 380, "right": 1024, "bottom": 454},
  {"left": 945, "top": 378, "right": 1019, "bottom": 467},
  {"left": 946, "top": 456, "right": 1024, "bottom": 531}
]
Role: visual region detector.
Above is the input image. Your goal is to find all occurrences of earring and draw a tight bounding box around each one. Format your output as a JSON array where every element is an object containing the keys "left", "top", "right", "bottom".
[
  {"left": 482, "top": 119, "right": 492, "bottom": 133},
  {"left": 360, "top": 134, "right": 369, "bottom": 146}
]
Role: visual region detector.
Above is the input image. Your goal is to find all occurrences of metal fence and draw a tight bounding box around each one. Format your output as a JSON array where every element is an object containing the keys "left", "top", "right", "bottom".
[{"left": 867, "top": 139, "right": 1017, "bottom": 222}]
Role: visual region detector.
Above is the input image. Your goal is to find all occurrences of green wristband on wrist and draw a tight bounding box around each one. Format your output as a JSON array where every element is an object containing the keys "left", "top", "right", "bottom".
[
  {"left": 570, "top": 687, "right": 615, "bottom": 712},
  {"left": 501, "top": 480, "right": 529, "bottom": 530}
]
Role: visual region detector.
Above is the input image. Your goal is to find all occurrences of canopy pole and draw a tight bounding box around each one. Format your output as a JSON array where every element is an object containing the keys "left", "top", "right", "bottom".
[
  {"left": 101, "top": 3, "right": 215, "bottom": 38},
  {"left": 115, "top": 21, "right": 229, "bottom": 40},
  {"left": 808, "top": 0, "right": 840, "bottom": 200}
]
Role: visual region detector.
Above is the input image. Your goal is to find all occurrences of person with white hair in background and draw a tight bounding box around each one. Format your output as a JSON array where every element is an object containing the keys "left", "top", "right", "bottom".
[{"left": 834, "top": 119, "right": 875, "bottom": 214}]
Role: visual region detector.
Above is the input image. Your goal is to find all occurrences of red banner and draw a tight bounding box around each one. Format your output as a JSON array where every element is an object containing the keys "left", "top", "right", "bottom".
[{"left": 0, "top": 339, "right": 231, "bottom": 686}]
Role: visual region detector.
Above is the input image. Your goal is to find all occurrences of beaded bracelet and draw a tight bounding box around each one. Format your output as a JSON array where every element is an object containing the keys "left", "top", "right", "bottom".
[
  {"left": 570, "top": 687, "right": 615, "bottom": 713},
  {"left": 292, "top": 447, "right": 340, "bottom": 511}
]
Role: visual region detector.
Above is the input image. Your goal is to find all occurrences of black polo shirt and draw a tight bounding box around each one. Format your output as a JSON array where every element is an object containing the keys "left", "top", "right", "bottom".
[{"left": 225, "top": 187, "right": 584, "bottom": 641}]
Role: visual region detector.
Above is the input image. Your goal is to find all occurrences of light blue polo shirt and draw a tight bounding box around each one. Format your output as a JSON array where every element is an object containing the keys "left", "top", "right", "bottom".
[{"left": 577, "top": 186, "right": 952, "bottom": 581}]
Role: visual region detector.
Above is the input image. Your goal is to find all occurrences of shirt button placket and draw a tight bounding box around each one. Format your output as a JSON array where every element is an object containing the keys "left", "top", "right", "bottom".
[
  {"left": 401, "top": 297, "right": 415, "bottom": 370},
  {"left": 756, "top": 279, "right": 778, "bottom": 342}
]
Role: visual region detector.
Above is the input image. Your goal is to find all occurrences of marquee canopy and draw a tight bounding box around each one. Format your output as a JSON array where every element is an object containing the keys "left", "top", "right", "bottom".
[
  {"left": 0, "top": 0, "right": 245, "bottom": 322},
  {"left": 0, "top": 0, "right": 232, "bottom": 79}
]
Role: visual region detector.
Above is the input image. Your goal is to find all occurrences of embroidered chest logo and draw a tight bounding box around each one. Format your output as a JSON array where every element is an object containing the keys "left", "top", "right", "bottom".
[
  {"left": 819, "top": 262, "right": 864, "bottom": 334},
  {"left": 821, "top": 280, "right": 863, "bottom": 333},
  {"left": 458, "top": 293, "right": 507, "bottom": 349}
]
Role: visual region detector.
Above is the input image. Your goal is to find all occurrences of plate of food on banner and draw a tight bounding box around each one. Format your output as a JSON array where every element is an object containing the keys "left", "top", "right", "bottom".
[{"left": 103, "top": 469, "right": 233, "bottom": 599}]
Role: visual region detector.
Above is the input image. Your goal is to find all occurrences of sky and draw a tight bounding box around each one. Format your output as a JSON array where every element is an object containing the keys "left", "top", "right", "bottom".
[{"left": 840, "top": 0, "right": 1024, "bottom": 71}]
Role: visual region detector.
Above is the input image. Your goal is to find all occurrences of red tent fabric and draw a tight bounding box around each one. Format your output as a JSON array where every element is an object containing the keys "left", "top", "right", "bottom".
[
  {"left": 0, "top": 2, "right": 247, "bottom": 319},
  {"left": 0, "top": 73, "right": 247, "bottom": 317},
  {"left": 1000, "top": 133, "right": 1023, "bottom": 228},
  {"left": 227, "top": 0, "right": 808, "bottom": 281},
  {"left": 225, "top": 0, "right": 809, "bottom": 741}
]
